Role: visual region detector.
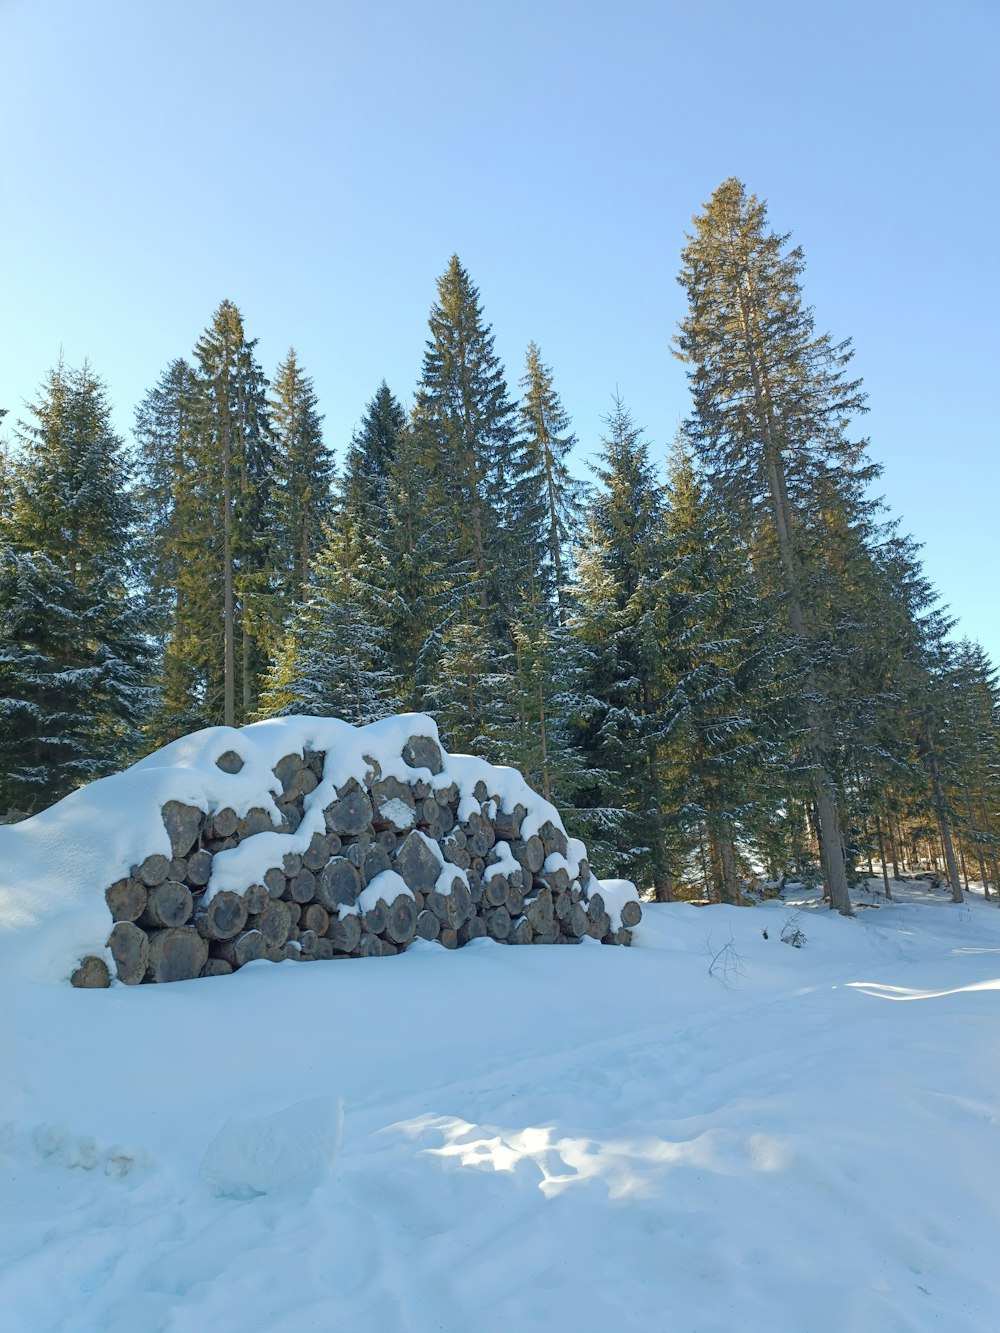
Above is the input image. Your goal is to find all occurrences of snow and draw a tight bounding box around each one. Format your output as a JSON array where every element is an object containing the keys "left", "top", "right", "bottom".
[
  {"left": 3, "top": 879, "right": 1000, "bottom": 1330},
  {"left": 357, "top": 870, "right": 413, "bottom": 913}
]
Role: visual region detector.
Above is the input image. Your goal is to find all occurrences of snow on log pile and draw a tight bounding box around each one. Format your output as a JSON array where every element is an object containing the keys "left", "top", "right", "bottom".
[{"left": 0, "top": 714, "right": 640, "bottom": 987}]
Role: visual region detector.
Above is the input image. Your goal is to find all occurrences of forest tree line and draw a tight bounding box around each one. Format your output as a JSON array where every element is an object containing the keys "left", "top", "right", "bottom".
[{"left": 2, "top": 178, "right": 998, "bottom": 909}]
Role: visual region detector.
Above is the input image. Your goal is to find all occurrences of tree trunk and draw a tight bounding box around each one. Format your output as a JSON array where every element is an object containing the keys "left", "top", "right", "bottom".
[
  {"left": 924, "top": 715, "right": 963, "bottom": 902},
  {"left": 874, "top": 812, "right": 892, "bottom": 900}
]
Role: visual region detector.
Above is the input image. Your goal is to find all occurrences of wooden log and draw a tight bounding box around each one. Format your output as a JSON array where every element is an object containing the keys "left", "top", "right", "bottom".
[
  {"left": 186, "top": 849, "right": 213, "bottom": 887},
  {"left": 458, "top": 915, "right": 488, "bottom": 944},
  {"left": 147, "top": 926, "right": 209, "bottom": 982},
  {"left": 377, "top": 829, "right": 397, "bottom": 853},
  {"left": 324, "top": 787, "right": 374, "bottom": 836},
  {"left": 167, "top": 857, "right": 188, "bottom": 882},
  {"left": 538, "top": 820, "right": 568, "bottom": 859},
  {"left": 402, "top": 734, "right": 444, "bottom": 775},
  {"left": 316, "top": 857, "right": 362, "bottom": 911},
  {"left": 71, "top": 956, "right": 111, "bottom": 988},
  {"left": 106, "top": 877, "right": 147, "bottom": 923},
  {"left": 285, "top": 766, "right": 318, "bottom": 800},
  {"left": 302, "top": 832, "right": 330, "bottom": 872},
  {"left": 362, "top": 898, "right": 389, "bottom": 935},
  {"left": 212, "top": 807, "right": 239, "bottom": 839},
  {"left": 544, "top": 865, "right": 571, "bottom": 893},
  {"left": 437, "top": 927, "right": 458, "bottom": 949},
  {"left": 244, "top": 882, "right": 270, "bottom": 914},
  {"left": 282, "top": 851, "right": 304, "bottom": 878},
  {"left": 621, "top": 900, "right": 642, "bottom": 928},
  {"left": 563, "top": 902, "right": 589, "bottom": 938},
  {"left": 286, "top": 902, "right": 302, "bottom": 927},
  {"left": 383, "top": 894, "right": 417, "bottom": 946},
  {"left": 140, "top": 880, "right": 193, "bottom": 929},
  {"left": 467, "top": 831, "right": 489, "bottom": 860},
  {"left": 554, "top": 890, "right": 572, "bottom": 921},
  {"left": 200, "top": 958, "right": 233, "bottom": 977},
  {"left": 251, "top": 899, "right": 292, "bottom": 948},
  {"left": 415, "top": 909, "right": 440, "bottom": 941},
  {"left": 195, "top": 890, "right": 248, "bottom": 941},
  {"left": 523, "top": 836, "right": 545, "bottom": 873},
  {"left": 494, "top": 803, "right": 526, "bottom": 839},
  {"left": 215, "top": 929, "right": 267, "bottom": 968},
  {"left": 215, "top": 749, "right": 244, "bottom": 774},
  {"left": 301, "top": 902, "right": 329, "bottom": 936},
  {"left": 313, "top": 938, "right": 334, "bottom": 960},
  {"left": 443, "top": 841, "right": 472, "bottom": 870},
  {"left": 363, "top": 844, "right": 392, "bottom": 885},
  {"left": 505, "top": 883, "right": 524, "bottom": 917},
  {"left": 417, "top": 796, "right": 440, "bottom": 826},
  {"left": 305, "top": 748, "right": 326, "bottom": 778},
  {"left": 370, "top": 777, "right": 417, "bottom": 832},
  {"left": 486, "top": 906, "right": 512, "bottom": 941},
  {"left": 356, "top": 931, "right": 383, "bottom": 957},
  {"left": 108, "top": 921, "right": 150, "bottom": 984},
  {"left": 162, "top": 800, "right": 204, "bottom": 859},
  {"left": 326, "top": 912, "right": 362, "bottom": 954},
  {"left": 483, "top": 874, "right": 508, "bottom": 908},
  {"left": 205, "top": 836, "right": 237, "bottom": 853},
  {"left": 526, "top": 888, "right": 554, "bottom": 937},
  {"left": 138, "top": 854, "right": 171, "bottom": 887},
  {"left": 288, "top": 869, "right": 317, "bottom": 904},
  {"left": 297, "top": 929, "right": 318, "bottom": 955},
  {"left": 345, "top": 841, "right": 367, "bottom": 870},
  {"left": 273, "top": 752, "right": 303, "bottom": 791},
  {"left": 394, "top": 830, "right": 443, "bottom": 893},
  {"left": 264, "top": 866, "right": 287, "bottom": 898},
  {"left": 509, "top": 916, "right": 534, "bottom": 946},
  {"left": 237, "top": 807, "right": 274, "bottom": 840},
  {"left": 411, "top": 777, "right": 431, "bottom": 800},
  {"left": 277, "top": 802, "right": 301, "bottom": 833}
]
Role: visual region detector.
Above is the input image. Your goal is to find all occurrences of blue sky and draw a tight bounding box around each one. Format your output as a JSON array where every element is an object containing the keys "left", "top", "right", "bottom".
[{"left": 2, "top": 0, "right": 997, "bottom": 663}]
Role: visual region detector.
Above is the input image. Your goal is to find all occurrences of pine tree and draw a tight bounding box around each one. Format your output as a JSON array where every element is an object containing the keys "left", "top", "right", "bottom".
[
  {"left": 270, "top": 350, "right": 333, "bottom": 605},
  {"left": 0, "top": 362, "right": 150, "bottom": 810},
  {"left": 676, "top": 178, "right": 875, "bottom": 914}
]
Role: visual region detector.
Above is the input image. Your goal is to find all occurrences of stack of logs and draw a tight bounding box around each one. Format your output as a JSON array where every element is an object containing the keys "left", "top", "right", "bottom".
[{"left": 71, "top": 733, "right": 641, "bottom": 987}]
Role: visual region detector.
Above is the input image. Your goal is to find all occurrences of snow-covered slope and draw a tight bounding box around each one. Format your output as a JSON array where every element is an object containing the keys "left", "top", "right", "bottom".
[{"left": 2, "top": 881, "right": 999, "bottom": 1331}]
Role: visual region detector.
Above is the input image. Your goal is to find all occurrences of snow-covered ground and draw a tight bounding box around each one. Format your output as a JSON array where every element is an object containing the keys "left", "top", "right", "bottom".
[{"left": 3, "top": 879, "right": 1000, "bottom": 1332}]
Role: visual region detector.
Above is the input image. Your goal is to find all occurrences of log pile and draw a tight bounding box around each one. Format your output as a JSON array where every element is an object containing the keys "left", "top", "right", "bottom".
[{"left": 73, "top": 730, "right": 641, "bottom": 986}]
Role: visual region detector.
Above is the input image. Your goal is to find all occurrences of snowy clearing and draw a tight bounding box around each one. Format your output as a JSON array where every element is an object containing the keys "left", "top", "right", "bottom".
[{"left": 2, "top": 881, "right": 1000, "bottom": 1331}]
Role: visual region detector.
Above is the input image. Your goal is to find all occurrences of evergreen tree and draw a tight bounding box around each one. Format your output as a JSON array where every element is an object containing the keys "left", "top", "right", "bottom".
[
  {"left": 676, "top": 178, "right": 874, "bottom": 914},
  {"left": 0, "top": 362, "right": 150, "bottom": 810},
  {"left": 518, "top": 342, "right": 585, "bottom": 621},
  {"left": 341, "top": 380, "right": 406, "bottom": 559},
  {"left": 270, "top": 350, "right": 333, "bottom": 604},
  {"left": 571, "top": 395, "right": 672, "bottom": 893},
  {"left": 256, "top": 519, "right": 397, "bottom": 726},
  {"left": 414, "top": 255, "right": 526, "bottom": 630}
]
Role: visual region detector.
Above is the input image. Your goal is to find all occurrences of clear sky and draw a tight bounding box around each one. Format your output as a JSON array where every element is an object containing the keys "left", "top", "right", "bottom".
[{"left": 2, "top": 0, "right": 997, "bottom": 663}]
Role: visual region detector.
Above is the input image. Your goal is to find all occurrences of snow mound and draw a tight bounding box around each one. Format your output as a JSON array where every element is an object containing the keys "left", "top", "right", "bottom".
[{"left": 199, "top": 1096, "right": 344, "bottom": 1199}]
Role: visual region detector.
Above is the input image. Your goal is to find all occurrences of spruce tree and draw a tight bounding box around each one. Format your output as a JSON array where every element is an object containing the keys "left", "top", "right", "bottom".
[
  {"left": 676, "top": 178, "right": 874, "bottom": 914},
  {"left": 518, "top": 342, "right": 585, "bottom": 621},
  {"left": 270, "top": 350, "right": 333, "bottom": 604},
  {"left": 571, "top": 395, "right": 672, "bottom": 893},
  {"left": 0, "top": 362, "right": 150, "bottom": 810}
]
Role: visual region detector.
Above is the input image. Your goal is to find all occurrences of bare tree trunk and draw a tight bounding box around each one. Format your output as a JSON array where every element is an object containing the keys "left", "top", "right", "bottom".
[
  {"left": 874, "top": 812, "right": 892, "bottom": 899},
  {"left": 886, "top": 811, "right": 901, "bottom": 880},
  {"left": 924, "top": 716, "right": 963, "bottom": 902}
]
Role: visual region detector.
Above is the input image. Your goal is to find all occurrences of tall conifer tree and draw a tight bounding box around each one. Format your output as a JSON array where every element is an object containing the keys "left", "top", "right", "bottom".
[{"left": 676, "top": 178, "right": 874, "bottom": 913}]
